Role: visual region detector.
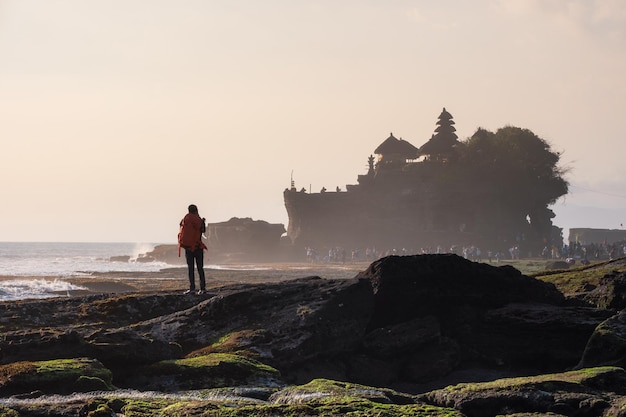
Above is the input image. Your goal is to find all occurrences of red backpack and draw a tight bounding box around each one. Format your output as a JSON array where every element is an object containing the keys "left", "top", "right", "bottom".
[{"left": 178, "top": 214, "right": 206, "bottom": 256}]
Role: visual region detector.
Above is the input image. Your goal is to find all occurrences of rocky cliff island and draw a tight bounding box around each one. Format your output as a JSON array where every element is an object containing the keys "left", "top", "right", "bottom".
[
  {"left": 284, "top": 108, "right": 569, "bottom": 258},
  {"left": 1, "top": 254, "right": 625, "bottom": 416}
]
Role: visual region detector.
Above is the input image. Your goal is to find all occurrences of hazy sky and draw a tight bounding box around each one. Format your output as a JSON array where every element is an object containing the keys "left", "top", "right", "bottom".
[{"left": 1, "top": 0, "right": 625, "bottom": 243}]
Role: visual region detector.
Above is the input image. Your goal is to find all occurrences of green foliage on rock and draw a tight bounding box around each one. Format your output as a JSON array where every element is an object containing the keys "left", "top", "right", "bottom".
[
  {"left": 401, "top": 124, "right": 569, "bottom": 252},
  {"left": 460, "top": 127, "right": 568, "bottom": 206},
  {"left": 455, "top": 126, "right": 568, "bottom": 248}
]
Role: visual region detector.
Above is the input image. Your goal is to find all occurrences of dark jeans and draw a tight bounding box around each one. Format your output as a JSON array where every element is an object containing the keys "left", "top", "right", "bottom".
[{"left": 185, "top": 248, "right": 206, "bottom": 291}]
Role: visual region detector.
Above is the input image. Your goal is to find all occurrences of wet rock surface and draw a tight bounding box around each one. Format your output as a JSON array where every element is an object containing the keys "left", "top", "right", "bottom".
[{"left": 1, "top": 254, "right": 625, "bottom": 416}]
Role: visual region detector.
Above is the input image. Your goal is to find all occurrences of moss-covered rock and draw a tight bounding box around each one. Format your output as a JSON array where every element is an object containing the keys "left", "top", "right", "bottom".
[
  {"left": 0, "top": 357, "right": 113, "bottom": 395},
  {"left": 578, "top": 310, "right": 626, "bottom": 369},
  {"left": 270, "top": 378, "right": 415, "bottom": 404},
  {"left": 125, "top": 353, "right": 281, "bottom": 391},
  {"left": 1, "top": 378, "right": 460, "bottom": 417},
  {"left": 85, "top": 403, "right": 114, "bottom": 417},
  {"left": 186, "top": 329, "right": 266, "bottom": 359},
  {"left": 100, "top": 379, "right": 459, "bottom": 417},
  {"left": 419, "top": 367, "right": 626, "bottom": 417},
  {"left": 535, "top": 258, "right": 626, "bottom": 301},
  {"left": 0, "top": 406, "right": 20, "bottom": 417},
  {"left": 267, "top": 378, "right": 459, "bottom": 417},
  {"left": 74, "top": 375, "right": 113, "bottom": 392}
]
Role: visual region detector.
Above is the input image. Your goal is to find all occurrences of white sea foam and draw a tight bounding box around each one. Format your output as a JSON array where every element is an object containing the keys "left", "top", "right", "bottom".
[
  {"left": 0, "top": 242, "right": 175, "bottom": 300},
  {"left": 129, "top": 242, "right": 160, "bottom": 262},
  {"left": 0, "top": 388, "right": 267, "bottom": 407},
  {"left": 209, "top": 264, "right": 271, "bottom": 271},
  {"left": 0, "top": 279, "right": 87, "bottom": 301}
]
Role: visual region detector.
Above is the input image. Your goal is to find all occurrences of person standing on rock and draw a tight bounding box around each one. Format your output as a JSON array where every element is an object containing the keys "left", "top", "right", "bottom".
[{"left": 178, "top": 204, "right": 207, "bottom": 295}]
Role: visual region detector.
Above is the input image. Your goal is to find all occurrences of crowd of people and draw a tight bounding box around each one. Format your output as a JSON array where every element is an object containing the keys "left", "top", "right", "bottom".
[
  {"left": 557, "top": 240, "right": 626, "bottom": 262},
  {"left": 304, "top": 245, "right": 493, "bottom": 264},
  {"left": 304, "top": 240, "right": 626, "bottom": 265}
]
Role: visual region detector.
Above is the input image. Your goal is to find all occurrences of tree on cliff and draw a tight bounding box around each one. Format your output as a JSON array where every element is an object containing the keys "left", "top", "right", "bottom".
[{"left": 457, "top": 126, "right": 569, "bottom": 246}]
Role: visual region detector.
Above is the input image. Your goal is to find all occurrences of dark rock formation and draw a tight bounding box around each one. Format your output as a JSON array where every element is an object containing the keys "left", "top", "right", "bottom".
[
  {"left": 131, "top": 276, "right": 375, "bottom": 380},
  {"left": 206, "top": 217, "right": 286, "bottom": 260},
  {"left": 362, "top": 254, "right": 564, "bottom": 329},
  {"left": 352, "top": 255, "right": 612, "bottom": 384},
  {"left": 582, "top": 271, "right": 626, "bottom": 310},
  {"left": 578, "top": 310, "right": 626, "bottom": 369},
  {"left": 1, "top": 254, "right": 625, "bottom": 416},
  {"left": 546, "top": 260, "right": 571, "bottom": 270},
  {"left": 143, "top": 217, "right": 288, "bottom": 264}
]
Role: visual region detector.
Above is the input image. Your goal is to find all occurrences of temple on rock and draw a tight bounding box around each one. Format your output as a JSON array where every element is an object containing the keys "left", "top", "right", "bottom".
[{"left": 283, "top": 108, "right": 561, "bottom": 256}]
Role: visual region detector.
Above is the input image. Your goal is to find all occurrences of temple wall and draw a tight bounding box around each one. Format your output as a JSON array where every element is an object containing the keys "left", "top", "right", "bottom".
[
  {"left": 283, "top": 187, "right": 485, "bottom": 251},
  {"left": 568, "top": 228, "right": 626, "bottom": 245}
]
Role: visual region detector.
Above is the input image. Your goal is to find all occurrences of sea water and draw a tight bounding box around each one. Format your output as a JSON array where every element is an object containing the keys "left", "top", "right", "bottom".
[{"left": 0, "top": 242, "right": 171, "bottom": 301}]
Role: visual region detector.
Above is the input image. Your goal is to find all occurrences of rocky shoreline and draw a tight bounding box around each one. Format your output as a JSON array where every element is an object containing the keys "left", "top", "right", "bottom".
[{"left": 0, "top": 254, "right": 625, "bottom": 416}]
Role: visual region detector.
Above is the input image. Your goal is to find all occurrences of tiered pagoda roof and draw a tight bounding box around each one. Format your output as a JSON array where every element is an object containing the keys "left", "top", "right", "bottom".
[{"left": 418, "top": 107, "right": 460, "bottom": 158}]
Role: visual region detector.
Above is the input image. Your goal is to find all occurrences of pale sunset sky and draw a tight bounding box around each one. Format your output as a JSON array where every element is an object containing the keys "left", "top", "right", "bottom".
[{"left": 1, "top": 1, "right": 625, "bottom": 243}]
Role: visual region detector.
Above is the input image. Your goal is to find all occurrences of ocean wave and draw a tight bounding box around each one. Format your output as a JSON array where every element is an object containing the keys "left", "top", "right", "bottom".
[{"left": 0, "top": 279, "right": 87, "bottom": 301}]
